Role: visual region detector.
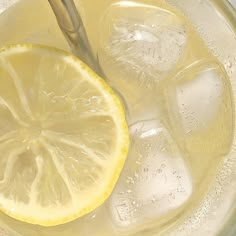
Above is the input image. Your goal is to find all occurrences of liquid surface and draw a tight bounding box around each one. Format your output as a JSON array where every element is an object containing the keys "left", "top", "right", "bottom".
[{"left": 0, "top": 0, "right": 235, "bottom": 236}]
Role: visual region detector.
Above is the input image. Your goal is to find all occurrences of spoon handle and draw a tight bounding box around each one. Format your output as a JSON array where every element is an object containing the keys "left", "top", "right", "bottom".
[{"left": 48, "top": 0, "right": 98, "bottom": 71}]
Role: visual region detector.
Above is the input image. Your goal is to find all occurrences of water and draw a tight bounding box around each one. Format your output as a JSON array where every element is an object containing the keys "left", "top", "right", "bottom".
[{"left": 0, "top": 0, "right": 235, "bottom": 236}]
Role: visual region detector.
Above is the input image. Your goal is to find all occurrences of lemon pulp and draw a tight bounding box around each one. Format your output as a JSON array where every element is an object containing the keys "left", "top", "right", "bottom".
[{"left": 0, "top": 44, "right": 129, "bottom": 226}]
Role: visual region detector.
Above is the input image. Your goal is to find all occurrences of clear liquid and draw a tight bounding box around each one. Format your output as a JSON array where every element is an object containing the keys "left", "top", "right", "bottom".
[{"left": 0, "top": 0, "right": 234, "bottom": 236}]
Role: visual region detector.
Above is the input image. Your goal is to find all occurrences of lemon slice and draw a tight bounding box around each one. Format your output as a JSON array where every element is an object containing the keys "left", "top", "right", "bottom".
[{"left": 0, "top": 44, "right": 129, "bottom": 226}]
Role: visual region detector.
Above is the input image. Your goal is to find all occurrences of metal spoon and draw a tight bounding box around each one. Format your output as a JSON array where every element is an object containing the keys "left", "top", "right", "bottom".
[{"left": 48, "top": 0, "right": 99, "bottom": 73}]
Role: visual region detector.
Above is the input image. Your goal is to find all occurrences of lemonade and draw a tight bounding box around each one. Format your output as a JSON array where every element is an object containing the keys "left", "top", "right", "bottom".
[{"left": 0, "top": 0, "right": 236, "bottom": 236}]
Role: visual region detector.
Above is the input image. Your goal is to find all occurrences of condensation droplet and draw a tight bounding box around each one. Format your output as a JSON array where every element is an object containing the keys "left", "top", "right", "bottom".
[
  {"left": 134, "top": 172, "right": 139, "bottom": 178},
  {"left": 225, "top": 61, "right": 232, "bottom": 68},
  {"left": 136, "top": 161, "right": 142, "bottom": 165}
]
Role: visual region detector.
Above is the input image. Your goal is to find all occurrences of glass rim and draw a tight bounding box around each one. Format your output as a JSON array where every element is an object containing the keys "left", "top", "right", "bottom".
[{"left": 211, "top": 1, "right": 236, "bottom": 236}]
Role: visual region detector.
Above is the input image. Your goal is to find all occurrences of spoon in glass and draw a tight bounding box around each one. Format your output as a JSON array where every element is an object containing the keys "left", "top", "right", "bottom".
[{"left": 48, "top": 0, "right": 100, "bottom": 74}]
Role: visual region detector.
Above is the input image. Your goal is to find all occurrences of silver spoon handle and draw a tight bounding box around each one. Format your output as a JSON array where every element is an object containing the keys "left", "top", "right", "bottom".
[{"left": 48, "top": 0, "right": 98, "bottom": 71}]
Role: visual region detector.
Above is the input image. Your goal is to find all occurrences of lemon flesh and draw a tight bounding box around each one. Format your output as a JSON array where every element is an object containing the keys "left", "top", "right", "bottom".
[{"left": 0, "top": 44, "right": 129, "bottom": 226}]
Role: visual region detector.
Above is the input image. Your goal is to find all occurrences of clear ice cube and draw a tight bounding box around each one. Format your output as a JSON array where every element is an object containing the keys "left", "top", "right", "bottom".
[
  {"left": 98, "top": 1, "right": 188, "bottom": 122},
  {"left": 108, "top": 120, "right": 192, "bottom": 231},
  {"left": 164, "top": 61, "right": 233, "bottom": 179},
  {"left": 165, "top": 62, "right": 233, "bottom": 154}
]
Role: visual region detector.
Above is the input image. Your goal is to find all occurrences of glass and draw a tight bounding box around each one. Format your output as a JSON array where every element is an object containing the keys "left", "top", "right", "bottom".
[{"left": 0, "top": 0, "right": 236, "bottom": 236}]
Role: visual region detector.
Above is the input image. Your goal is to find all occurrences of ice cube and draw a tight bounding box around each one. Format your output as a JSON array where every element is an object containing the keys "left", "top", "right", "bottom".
[
  {"left": 108, "top": 120, "right": 192, "bottom": 232},
  {"left": 99, "top": 1, "right": 187, "bottom": 74},
  {"left": 164, "top": 61, "right": 233, "bottom": 179},
  {"left": 98, "top": 1, "right": 188, "bottom": 123}
]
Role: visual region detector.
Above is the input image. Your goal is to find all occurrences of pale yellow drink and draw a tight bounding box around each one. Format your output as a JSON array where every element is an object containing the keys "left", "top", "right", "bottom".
[{"left": 0, "top": 0, "right": 235, "bottom": 236}]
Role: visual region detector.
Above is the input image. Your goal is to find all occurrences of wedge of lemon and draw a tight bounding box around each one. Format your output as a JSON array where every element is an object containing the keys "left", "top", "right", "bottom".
[{"left": 0, "top": 44, "right": 129, "bottom": 226}]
